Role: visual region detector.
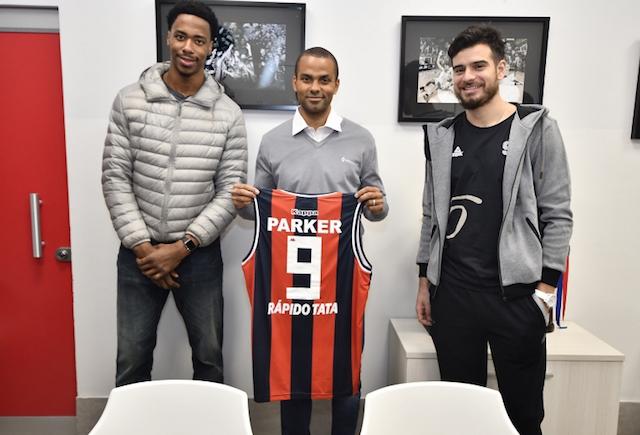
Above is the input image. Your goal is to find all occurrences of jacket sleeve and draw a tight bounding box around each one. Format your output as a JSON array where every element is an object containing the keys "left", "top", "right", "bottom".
[
  {"left": 416, "top": 125, "right": 434, "bottom": 276},
  {"left": 186, "top": 105, "right": 248, "bottom": 246},
  {"left": 101, "top": 92, "right": 151, "bottom": 249},
  {"left": 360, "top": 133, "right": 389, "bottom": 221},
  {"left": 416, "top": 159, "right": 434, "bottom": 276},
  {"left": 532, "top": 116, "right": 573, "bottom": 285}
]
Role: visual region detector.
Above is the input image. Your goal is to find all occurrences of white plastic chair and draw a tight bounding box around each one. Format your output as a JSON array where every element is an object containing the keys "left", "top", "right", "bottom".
[
  {"left": 89, "top": 380, "right": 253, "bottom": 435},
  {"left": 360, "top": 381, "right": 519, "bottom": 435}
]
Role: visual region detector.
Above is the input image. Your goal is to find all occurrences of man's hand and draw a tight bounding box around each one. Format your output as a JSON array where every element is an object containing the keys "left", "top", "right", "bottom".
[
  {"left": 132, "top": 241, "right": 155, "bottom": 259},
  {"left": 136, "top": 242, "right": 188, "bottom": 286},
  {"left": 355, "top": 186, "right": 385, "bottom": 215},
  {"left": 416, "top": 277, "right": 433, "bottom": 326},
  {"left": 150, "top": 274, "right": 180, "bottom": 290},
  {"left": 132, "top": 242, "right": 180, "bottom": 289},
  {"left": 537, "top": 282, "right": 555, "bottom": 294},
  {"left": 232, "top": 183, "right": 260, "bottom": 209}
]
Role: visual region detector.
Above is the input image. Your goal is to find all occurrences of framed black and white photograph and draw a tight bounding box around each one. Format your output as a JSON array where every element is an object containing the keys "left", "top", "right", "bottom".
[
  {"left": 398, "top": 16, "right": 550, "bottom": 122},
  {"left": 156, "top": 0, "right": 305, "bottom": 110},
  {"left": 632, "top": 60, "right": 640, "bottom": 139}
]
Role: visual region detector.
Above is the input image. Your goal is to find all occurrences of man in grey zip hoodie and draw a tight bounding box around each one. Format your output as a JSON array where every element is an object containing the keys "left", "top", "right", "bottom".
[{"left": 415, "top": 26, "right": 572, "bottom": 435}]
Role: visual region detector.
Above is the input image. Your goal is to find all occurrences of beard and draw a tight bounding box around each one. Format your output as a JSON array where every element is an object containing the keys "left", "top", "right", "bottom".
[
  {"left": 298, "top": 94, "right": 331, "bottom": 114},
  {"left": 455, "top": 79, "right": 500, "bottom": 110}
]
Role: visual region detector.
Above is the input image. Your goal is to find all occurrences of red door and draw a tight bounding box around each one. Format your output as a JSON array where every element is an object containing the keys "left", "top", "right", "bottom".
[{"left": 0, "top": 32, "right": 76, "bottom": 416}]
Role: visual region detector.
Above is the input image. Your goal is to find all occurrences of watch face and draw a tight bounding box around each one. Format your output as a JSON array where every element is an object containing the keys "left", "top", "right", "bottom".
[{"left": 184, "top": 239, "right": 196, "bottom": 252}]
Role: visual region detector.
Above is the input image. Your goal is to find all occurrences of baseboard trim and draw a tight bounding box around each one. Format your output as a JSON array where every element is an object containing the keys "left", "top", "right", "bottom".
[
  {"left": 0, "top": 417, "right": 76, "bottom": 435},
  {"left": 618, "top": 401, "right": 640, "bottom": 435}
]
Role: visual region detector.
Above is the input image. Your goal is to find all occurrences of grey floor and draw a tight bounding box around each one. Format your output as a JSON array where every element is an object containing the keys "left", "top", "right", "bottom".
[
  {"left": 248, "top": 400, "right": 364, "bottom": 435},
  {"left": 0, "top": 400, "right": 363, "bottom": 435},
  {"left": 1, "top": 400, "right": 637, "bottom": 435}
]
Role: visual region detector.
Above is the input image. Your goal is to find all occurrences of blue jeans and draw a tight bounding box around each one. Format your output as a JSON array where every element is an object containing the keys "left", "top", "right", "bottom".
[
  {"left": 280, "top": 395, "right": 360, "bottom": 435},
  {"left": 115, "top": 240, "right": 224, "bottom": 387}
]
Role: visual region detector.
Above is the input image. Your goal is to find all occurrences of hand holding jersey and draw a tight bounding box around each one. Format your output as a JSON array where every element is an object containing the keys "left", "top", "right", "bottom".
[{"left": 233, "top": 184, "right": 385, "bottom": 215}]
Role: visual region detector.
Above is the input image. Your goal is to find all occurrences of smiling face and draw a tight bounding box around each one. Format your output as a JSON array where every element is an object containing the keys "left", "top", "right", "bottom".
[
  {"left": 166, "top": 13, "right": 213, "bottom": 78},
  {"left": 292, "top": 55, "right": 340, "bottom": 118},
  {"left": 451, "top": 43, "right": 506, "bottom": 110}
]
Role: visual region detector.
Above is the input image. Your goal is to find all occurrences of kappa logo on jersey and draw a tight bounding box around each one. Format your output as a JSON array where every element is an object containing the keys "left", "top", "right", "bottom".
[
  {"left": 242, "top": 189, "right": 372, "bottom": 402},
  {"left": 291, "top": 208, "right": 318, "bottom": 217},
  {"left": 452, "top": 146, "right": 464, "bottom": 158},
  {"left": 502, "top": 140, "right": 509, "bottom": 156}
]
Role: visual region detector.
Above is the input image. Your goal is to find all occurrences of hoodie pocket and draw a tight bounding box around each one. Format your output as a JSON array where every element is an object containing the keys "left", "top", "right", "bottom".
[
  {"left": 531, "top": 294, "right": 549, "bottom": 327},
  {"left": 526, "top": 217, "right": 543, "bottom": 247}
]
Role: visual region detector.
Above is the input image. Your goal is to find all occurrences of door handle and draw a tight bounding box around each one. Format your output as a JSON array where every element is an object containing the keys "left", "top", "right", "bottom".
[{"left": 29, "top": 193, "right": 45, "bottom": 258}]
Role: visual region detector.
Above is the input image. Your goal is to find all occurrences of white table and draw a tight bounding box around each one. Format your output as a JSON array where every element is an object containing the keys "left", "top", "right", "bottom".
[{"left": 388, "top": 319, "right": 624, "bottom": 435}]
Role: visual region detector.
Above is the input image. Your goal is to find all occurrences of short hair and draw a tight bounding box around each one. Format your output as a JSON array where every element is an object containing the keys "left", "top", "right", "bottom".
[
  {"left": 167, "top": 1, "right": 219, "bottom": 42},
  {"left": 294, "top": 47, "right": 339, "bottom": 79},
  {"left": 447, "top": 25, "right": 505, "bottom": 63}
]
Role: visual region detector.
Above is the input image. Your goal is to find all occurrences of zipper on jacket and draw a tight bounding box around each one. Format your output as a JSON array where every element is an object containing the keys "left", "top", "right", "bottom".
[
  {"left": 160, "top": 102, "right": 182, "bottom": 238},
  {"left": 431, "top": 164, "right": 443, "bottom": 298},
  {"left": 496, "top": 135, "right": 529, "bottom": 301},
  {"left": 525, "top": 217, "right": 543, "bottom": 247}
]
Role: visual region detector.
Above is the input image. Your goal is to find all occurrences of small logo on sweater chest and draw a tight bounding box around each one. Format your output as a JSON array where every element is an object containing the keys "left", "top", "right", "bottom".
[{"left": 341, "top": 156, "right": 358, "bottom": 167}]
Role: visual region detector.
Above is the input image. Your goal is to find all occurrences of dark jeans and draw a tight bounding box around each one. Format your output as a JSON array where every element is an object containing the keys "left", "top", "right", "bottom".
[
  {"left": 115, "top": 240, "right": 224, "bottom": 387},
  {"left": 280, "top": 395, "right": 360, "bottom": 435},
  {"left": 429, "top": 284, "right": 547, "bottom": 435}
]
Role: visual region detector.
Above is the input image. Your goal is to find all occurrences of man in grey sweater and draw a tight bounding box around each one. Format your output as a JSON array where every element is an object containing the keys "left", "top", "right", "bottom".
[
  {"left": 102, "top": 1, "right": 247, "bottom": 386},
  {"left": 232, "top": 47, "right": 386, "bottom": 435},
  {"left": 416, "top": 26, "right": 572, "bottom": 435}
]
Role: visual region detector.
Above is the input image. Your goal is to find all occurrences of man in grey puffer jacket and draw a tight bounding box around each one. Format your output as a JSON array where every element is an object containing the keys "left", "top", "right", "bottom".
[
  {"left": 102, "top": 1, "right": 247, "bottom": 386},
  {"left": 416, "top": 26, "right": 572, "bottom": 435}
]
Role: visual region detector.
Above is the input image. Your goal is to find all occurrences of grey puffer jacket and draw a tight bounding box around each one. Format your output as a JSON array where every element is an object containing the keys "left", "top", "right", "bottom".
[{"left": 102, "top": 62, "right": 248, "bottom": 248}]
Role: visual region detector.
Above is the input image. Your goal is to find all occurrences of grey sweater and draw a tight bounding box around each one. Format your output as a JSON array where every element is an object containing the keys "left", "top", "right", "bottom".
[
  {"left": 417, "top": 105, "right": 572, "bottom": 298},
  {"left": 239, "top": 117, "right": 388, "bottom": 221}
]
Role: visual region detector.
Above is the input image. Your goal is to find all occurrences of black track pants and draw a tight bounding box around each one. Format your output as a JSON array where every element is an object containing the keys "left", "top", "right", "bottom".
[{"left": 429, "top": 284, "right": 547, "bottom": 435}]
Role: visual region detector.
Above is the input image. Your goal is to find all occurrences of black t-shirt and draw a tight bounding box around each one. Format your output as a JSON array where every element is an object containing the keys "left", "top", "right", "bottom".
[{"left": 440, "top": 113, "right": 515, "bottom": 292}]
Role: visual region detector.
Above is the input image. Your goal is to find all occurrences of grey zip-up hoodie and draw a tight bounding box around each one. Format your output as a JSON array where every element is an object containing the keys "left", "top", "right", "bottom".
[{"left": 416, "top": 105, "right": 572, "bottom": 299}]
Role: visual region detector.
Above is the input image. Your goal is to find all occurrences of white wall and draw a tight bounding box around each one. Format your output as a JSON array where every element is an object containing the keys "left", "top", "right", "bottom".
[{"left": 4, "top": 0, "right": 639, "bottom": 402}]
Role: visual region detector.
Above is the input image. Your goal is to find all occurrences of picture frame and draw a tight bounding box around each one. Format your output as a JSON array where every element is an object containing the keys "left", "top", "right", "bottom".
[
  {"left": 398, "top": 16, "right": 550, "bottom": 122},
  {"left": 632, "top": 60, "right": 640, "bottom": 139},
  {"left": 156, "top": 0, "right": 305, "bottom": 110}
]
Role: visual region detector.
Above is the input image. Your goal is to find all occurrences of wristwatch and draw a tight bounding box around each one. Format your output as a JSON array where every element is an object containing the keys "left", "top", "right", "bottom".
[
  {"left": 182, "top": 237, "right": 197, "bottom": 254},
  {"left": 534, "top": 289, "right": 556, "bottom": 307}
]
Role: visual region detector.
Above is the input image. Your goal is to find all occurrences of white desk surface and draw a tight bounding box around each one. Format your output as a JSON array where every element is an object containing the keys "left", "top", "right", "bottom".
[{"left": 390, "top": 319, "right": 625, "bottom": 362}]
